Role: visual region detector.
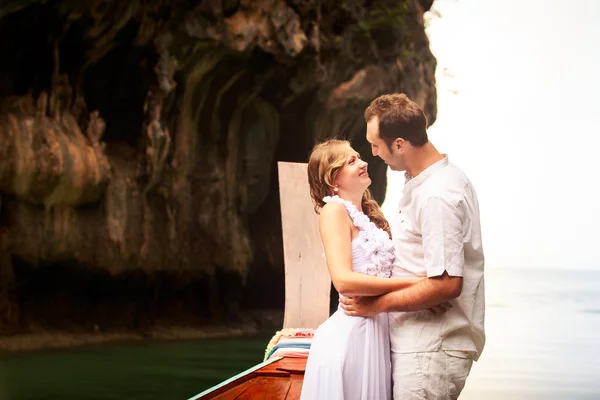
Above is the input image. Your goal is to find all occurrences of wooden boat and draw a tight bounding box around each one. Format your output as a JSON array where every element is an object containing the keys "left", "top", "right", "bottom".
[
  {"left": 187, "top": 162, "right": 331, "bottom": 400},
  {"left": 188, "top": 356, "right": 307, "bottom": 400}
]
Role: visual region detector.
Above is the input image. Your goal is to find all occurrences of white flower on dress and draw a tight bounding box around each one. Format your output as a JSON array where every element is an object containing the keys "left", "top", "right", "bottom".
[
  {"left": 323, "top": 195, "right": 395, "bottom": 278},
  {"left": 357, "top": 230, "right": 379, "bottom": 255}
]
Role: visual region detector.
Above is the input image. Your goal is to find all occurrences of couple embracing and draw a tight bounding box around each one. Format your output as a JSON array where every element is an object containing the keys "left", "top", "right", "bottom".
[{"left": 300, "top": 93, "right": 485, "bottom": 400}]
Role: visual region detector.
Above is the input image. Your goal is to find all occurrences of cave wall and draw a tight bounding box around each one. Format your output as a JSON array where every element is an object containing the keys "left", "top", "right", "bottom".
[{"left": 0, "top": 0, "right": 437, "bottom": 331}]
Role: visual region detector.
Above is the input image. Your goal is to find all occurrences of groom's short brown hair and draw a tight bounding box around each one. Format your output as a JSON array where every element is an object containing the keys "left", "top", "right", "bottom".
[{"left": 364, "top": 93, "right": 428, "bottom": 147}]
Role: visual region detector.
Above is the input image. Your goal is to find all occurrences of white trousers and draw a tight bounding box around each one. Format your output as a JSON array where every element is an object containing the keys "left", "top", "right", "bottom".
[{"left": 391, "top": 350, "right": 473, "bottom": 399}]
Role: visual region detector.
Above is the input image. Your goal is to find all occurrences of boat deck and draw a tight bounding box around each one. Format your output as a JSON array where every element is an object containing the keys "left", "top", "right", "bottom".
[{"left": 189, "top": 356, "right": 307, "bottom": 400}]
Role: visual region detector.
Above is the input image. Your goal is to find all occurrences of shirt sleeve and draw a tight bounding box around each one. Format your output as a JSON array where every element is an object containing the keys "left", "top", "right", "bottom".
[{"left": 420, "top": 196, "right": 465, "bottom": 277}]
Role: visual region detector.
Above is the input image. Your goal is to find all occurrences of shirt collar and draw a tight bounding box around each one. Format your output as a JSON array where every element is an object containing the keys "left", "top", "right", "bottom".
[{"left": 403, "top": 154, "right": 449, "bottom": 194}]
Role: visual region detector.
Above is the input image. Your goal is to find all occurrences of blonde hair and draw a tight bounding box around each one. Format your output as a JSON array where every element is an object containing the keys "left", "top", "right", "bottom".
[{"left": 307, "top": 139, "right": 391, "bottom": 238}]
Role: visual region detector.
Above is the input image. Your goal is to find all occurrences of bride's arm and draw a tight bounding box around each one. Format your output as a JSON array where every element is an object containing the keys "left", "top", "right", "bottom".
[{"left": 320, "top": 203, "right": 421, "bottom": 297}]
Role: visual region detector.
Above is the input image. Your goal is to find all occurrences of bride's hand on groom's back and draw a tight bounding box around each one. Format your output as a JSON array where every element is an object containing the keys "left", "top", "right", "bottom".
[{"left": 339, "top": 296, "right": 381, "bottom": 317}]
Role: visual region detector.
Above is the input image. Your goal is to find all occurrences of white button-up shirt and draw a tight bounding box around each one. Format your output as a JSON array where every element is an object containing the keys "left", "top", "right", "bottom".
[{"left": 389, "top": 155, "right": 485, "bottom": 360}]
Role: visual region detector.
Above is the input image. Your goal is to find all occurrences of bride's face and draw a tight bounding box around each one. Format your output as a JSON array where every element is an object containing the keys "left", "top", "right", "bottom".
[{"left": 334, "top": 146, "right": 371, "bottom": 194}]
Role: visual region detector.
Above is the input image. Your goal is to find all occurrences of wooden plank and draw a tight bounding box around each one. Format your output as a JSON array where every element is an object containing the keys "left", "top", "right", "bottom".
[
  {"left": 254, "top": 367, "right": 291, "bottom": 377},
  {"left": 235, "top": 376, "right": 292, "bottom": 400},
  {"left": 276, "top": 357, "right": 307, "bottom": 375},
  {"left": 212, "top": 379, "right": 256, "bottom": 400},
  {"left": 255, "top": 358, "right": 290, "bottom": 377},
  {"left": 285, "top": 375, "right": 304, "bottom": 399},
  {"left": 255, "top": 357, "right": 306, "bottom": 377},
  {"left": 187, "top": 357, "right": 283, "bottom": 400},
  {"left": 256, "top": 366, "right": 290, "bottom": 377},
  {"left": 277, "top": 161, "right": 331, "bottom": 330}
]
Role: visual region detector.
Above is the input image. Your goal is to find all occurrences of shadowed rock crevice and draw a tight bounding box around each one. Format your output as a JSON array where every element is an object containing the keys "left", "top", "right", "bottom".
[
  {"left": 11, "top": 258, "right": 244, "bottom": 331},
  {"left": 0, "top": 0, "right": 437, "bottom": 336}
]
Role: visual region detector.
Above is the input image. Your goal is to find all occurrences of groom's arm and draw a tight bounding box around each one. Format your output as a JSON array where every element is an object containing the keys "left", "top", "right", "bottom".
[
  {"left": 378, "top": 271, "right": 462, "bottom": 312},
  {"left": 341, "top": 195, "right": 465, "bottom": 316},
  {"left": 339, "top": 272, "right": 461, "bottom": 316}
]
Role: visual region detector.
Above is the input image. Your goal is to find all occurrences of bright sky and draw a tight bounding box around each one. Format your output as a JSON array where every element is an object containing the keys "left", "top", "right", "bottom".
[{"left": 382, "top": 0, "right": 600, "bottom": 270}]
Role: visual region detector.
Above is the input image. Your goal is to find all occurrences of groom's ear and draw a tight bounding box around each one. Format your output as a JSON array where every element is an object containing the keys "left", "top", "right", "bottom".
[{"left": 395, "top": 138, "right": 404, "bottom": 151}]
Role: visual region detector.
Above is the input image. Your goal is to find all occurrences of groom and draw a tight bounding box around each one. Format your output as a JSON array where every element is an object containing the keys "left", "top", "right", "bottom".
[{"left": 340, "top": 93, "right": 485, "bottom": 399}]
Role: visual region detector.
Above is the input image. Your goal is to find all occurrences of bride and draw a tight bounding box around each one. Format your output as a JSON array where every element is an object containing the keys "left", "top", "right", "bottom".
[{"left": 300, "top": 139, "right": 422, "bottom": 400}]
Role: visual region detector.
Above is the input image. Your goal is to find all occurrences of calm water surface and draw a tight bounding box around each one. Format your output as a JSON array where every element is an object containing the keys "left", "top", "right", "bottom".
[
  {"left": 1, "top": 268, "right": 600, "bottom": 399},
  {"left": 0, "top": 333, "right": 272, "bottom": 400}
]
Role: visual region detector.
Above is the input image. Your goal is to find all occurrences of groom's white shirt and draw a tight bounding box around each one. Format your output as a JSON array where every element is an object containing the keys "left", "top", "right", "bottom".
[{"left": 389, "top": 155, "right": 485, "bottom": 360}]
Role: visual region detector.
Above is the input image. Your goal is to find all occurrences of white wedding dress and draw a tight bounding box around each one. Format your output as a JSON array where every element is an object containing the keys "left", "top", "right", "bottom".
[{"left": 300, "top": 196, "right": 395, "bottom": 400}]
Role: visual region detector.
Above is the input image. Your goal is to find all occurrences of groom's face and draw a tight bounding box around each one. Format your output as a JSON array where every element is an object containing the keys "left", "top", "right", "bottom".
[{"left": 366, "top": 117, "right": 405, "bottom": 171}]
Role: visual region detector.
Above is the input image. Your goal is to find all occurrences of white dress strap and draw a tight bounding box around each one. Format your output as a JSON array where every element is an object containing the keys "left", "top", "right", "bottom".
[{"left": 322, "top": 195, "right": 373, "bottom": 231}]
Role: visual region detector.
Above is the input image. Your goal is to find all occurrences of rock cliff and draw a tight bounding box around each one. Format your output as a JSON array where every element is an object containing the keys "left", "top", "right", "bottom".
[{"left": 0, "top": 0, "right": 437, "bottom": 333}]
